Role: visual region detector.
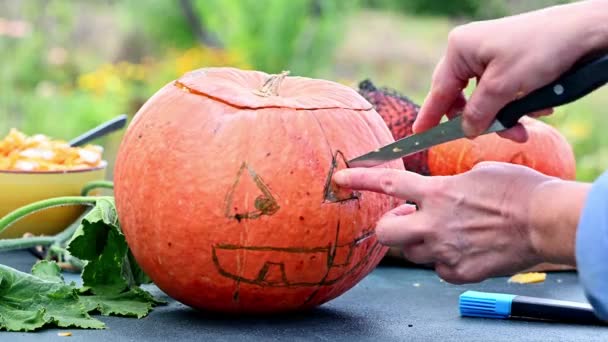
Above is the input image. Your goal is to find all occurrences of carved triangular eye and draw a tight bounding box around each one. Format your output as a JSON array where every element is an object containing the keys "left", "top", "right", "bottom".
[
  {"left": 323, "top": 150, "right": 360, "bottom": 203},
  {"left": 224, "top": 162, "right": 280, "bottom": 221}
]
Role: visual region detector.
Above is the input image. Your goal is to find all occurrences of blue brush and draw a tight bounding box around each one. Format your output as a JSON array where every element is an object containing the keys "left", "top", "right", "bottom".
[{"left": 459, "top": 290, "right": 607, "bottom": 325}]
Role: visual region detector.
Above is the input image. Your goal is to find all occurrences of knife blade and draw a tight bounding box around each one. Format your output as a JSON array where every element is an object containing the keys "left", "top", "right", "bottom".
[{"left": 348, "top": 52, "right": 608, "bottom": 168}]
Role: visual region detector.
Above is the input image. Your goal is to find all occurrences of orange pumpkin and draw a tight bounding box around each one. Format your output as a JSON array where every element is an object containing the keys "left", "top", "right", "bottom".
[
  {"left": 359, "top": 80, "right": 576, "bottom": 180},
  {"left": 427, "top": 116, "right": 576, "bottom": 178},
  {"left": 113, "top": 68, "right": 403, "bottom": 313}
]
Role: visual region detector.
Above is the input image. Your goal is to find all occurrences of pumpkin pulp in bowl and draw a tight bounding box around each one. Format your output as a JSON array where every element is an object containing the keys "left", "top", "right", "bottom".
[{"left": 0, "top": 129, "right": 107, "bottom": 239}]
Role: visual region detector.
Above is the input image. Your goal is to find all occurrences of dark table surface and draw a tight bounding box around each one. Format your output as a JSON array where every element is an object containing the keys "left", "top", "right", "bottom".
[{"left": 2, "top": 250, "right": 607, "bottom": 341}]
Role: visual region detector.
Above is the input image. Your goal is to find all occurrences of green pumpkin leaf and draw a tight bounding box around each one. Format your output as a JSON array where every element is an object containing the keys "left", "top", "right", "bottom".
[
  {"left": 31, "top": 260, "right": 64, "bottom": 283},
  {"left": 124, "top": 249, "right": 153, "bottom": 286},
  {"left": 67, "top": 197, "right": 118, "bottom": 261},
  {"left": 67, "top": 197, "right": 153, "bottom": 292},
  {"left": 66, "top": 197, "right": 163, "bottom": 316},
  {"left": 0, "top": 195, "right": 162, "bottom": 332},
  {"left": 0, "top": 264, "right": 104, "bottom": 332},
  {"left": 80, "top": 287, "right": 158, "bottom": 319}
]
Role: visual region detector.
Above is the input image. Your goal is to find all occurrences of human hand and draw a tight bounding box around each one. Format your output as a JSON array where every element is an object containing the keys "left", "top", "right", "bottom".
[
  {"left": 333, "top": 162, "right": 588, "bottom": 284},
  {"left": 414, "top": 0, "right": 608, "bottom": 141}
]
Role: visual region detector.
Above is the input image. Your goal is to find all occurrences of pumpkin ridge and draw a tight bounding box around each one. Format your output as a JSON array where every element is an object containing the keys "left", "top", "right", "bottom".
[
  {"left": 301, "top": 219, "right": 341, "bottom": 306},
  {"left": 307, "top": 112, "right": 360, "bottom": 203},
  {"left": 308, "top": 110, "right": 334, "bottom": 155},
  {"left": 236, "top": 112, "right": 259, "bottom": 305}
]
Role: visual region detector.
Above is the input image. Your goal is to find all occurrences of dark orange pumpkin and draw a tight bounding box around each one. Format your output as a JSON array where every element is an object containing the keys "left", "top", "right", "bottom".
[
  {"left": 359, "top": 80, "right": 576, "bottom": 180},
  {"left": 113, "top": 68, "right": 403, "bottom": 313},
  {"left": 427, "top": 116, "right": 576, "bottom": 179}
]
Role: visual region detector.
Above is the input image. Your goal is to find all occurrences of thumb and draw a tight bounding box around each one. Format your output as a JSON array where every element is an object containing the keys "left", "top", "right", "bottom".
[
  {"left": 471, "top": 161, "right": 502, "bottom": 170},
  {"left": 383, "top": 203, "right": 418, "bottom": 218}
]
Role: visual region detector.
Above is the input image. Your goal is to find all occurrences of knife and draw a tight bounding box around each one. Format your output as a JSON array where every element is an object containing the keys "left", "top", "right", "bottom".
[{"left": 348, "top": 53, "right": 608, "bottom": 168}]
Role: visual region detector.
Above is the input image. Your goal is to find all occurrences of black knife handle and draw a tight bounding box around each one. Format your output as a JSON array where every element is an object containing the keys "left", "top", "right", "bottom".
[{"left": 496, "top": 53, "right": 608, "bottom": 128}]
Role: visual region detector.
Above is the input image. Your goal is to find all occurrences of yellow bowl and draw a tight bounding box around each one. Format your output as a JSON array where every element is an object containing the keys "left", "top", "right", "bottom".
[{"left": 0, "top": 164, "right": 107, "bottom": 239}]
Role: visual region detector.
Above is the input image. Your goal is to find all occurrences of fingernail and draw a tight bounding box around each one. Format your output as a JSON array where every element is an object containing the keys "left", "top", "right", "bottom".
[
  {"left": 412, "top": 119, "right": 423, "bottom": 134},
  {"left": 333, "top": 170, "right": 348, "bottom": 185}
]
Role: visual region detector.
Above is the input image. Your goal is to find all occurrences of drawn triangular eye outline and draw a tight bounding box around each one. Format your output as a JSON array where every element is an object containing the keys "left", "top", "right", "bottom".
[{"left": 224, "top": 161, "right": 280, "bottom": 221}]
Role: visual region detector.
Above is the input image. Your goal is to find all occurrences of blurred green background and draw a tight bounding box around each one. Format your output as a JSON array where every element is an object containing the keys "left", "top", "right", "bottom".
[{"left": 0, "top": 0, "right": 605, "bottom": 181}]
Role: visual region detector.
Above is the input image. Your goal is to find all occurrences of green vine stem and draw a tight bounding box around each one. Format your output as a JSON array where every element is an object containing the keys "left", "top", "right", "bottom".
[
  {"left": 80, "top": 180, "right": 114, "bottom": 196},
  {"left": 0, "top": 196, "right": 98, "bottom": 236},
  {"left": 0, "top": 236, "right": 57, "bottom": 252},
  {"left": 0, "top": 208, "right": 91, "bottom": 253}
]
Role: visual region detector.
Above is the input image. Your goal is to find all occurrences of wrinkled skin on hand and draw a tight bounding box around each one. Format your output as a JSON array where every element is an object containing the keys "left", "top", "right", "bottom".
[
  {"left": 333, "top": 162, "right": 558, "bottom": 284},
  {"left": 414, "top": 0, "right": 608, "bottom": 140}
]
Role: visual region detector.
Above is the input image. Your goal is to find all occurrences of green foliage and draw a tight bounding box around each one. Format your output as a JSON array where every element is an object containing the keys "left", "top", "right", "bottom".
[
  {"left": 123, "top": 0, "right": 359, "bottom": 76},
  {"left": 193, "top": 0, "right": 357, "bottom": 75},
  {"left": 115, "top": 0, "right": 198, "bottom": 52},
  {"left": 543, "top": 93, "right": 608, "bottom": 182},
  {"left": 360, "top": 0, "right": 576, "bottom": 19},
  {"left": 0, "top": 196, "right": 163, "bottom": 331},
  {"left": 0, "top": 1, "right": 99, "bottom": 138},
  {"left": 0, "top": 262, "right": 105, "bottom": 331},
  {"left": 0, "top": 0, "right": 604, "bottom": 182},
  {"left": 67, "top": 197, "right": 153, "bottom": 292},
  {"left": 360, "top": 0, "right": 508, "bottom": 19},
  {"left": 0, "top": 0, "right": 355, "bottom": 141}
]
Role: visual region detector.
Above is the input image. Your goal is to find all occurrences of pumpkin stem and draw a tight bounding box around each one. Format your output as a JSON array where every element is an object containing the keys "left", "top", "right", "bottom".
[{"left": 253, "top": 71, "right": 290, "bottom": 97}]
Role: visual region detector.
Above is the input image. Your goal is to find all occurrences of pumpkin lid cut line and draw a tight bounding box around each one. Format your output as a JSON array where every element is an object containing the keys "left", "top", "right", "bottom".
[{"left": 174, "top": 67, "right": 373, "bottom": 111}]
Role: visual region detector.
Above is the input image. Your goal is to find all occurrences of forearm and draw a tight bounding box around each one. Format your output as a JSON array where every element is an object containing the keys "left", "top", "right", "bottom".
[
  {"left": 528, "top": 179, "right": 591, "bottom": 265},
  {"left": 518, "top": 0, "right": 608, "bottom": 267},
  {"left": 565, "top": 0, "right": 608, "bottom": 53}
]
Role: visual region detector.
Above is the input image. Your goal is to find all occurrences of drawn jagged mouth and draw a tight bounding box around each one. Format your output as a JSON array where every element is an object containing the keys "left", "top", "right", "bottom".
[{"left": 211, "top": 230, "right": 379, "bottom": 287}]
